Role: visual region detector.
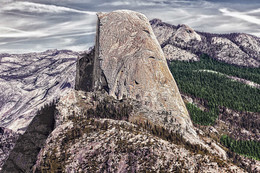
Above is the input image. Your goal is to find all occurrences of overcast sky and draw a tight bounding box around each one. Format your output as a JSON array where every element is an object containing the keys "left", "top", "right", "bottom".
[{"left": 0, "top": 0, "right": 259, "bottom": 53}]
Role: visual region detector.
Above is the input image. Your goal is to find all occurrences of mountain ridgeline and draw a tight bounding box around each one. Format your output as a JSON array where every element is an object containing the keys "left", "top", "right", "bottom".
[
  {"left": 152, "top": 19, "right": 260, "bottom": 169},
  {"left": 150, "top": 19, "right": 260, "bottom": 68}
]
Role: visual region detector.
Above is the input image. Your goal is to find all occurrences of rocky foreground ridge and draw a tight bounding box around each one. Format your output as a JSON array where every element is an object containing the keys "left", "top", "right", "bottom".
[{"left": 1, "top": 10, "right": 249, "bottom": 172}]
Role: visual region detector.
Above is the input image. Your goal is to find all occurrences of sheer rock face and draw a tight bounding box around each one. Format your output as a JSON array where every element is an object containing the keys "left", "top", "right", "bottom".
[{"left": 77, "top": 10, "right": 198, "bottom": 140}]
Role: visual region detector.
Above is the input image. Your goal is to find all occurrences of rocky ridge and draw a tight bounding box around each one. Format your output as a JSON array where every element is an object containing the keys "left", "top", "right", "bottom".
[
  {"left": 151, "top": 19, "right": 260, "bottom": 67},
  {"left": 33, "top": 90, "right": 242, "bottom": 172}
]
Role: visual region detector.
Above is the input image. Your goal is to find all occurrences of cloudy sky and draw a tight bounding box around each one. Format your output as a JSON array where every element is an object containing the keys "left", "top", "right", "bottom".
[{"left": 0, "top": 0, "right": 259, "bottom": 53}]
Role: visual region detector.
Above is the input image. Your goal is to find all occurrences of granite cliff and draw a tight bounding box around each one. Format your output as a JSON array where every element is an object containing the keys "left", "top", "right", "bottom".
[{"left": 76, "top": 10, "right": 198, "bottom": 143}]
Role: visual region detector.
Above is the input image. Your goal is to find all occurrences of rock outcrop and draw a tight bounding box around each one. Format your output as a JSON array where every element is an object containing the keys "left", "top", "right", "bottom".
[
  {"left": 75, "top": 48, "right": 95, "bottom": 92},
  {"left": 172, "top": 24, "right": 202, "bottom": 43},
  {"left": 163, "top": 44, "right": 199, "bottom": 61},
  {"left": 76, "top": 10, "right": 198, "bottom": 142},
  {"left": 33, "top": 90, "right": 242, "bottom": 172}
]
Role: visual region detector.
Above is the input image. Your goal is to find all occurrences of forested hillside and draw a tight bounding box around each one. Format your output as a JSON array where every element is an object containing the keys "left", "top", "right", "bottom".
[
  {"left": 221, "top": 135, "right": 260, "bottom": 161},
  {"left": 169, "top": 54, "right": 260, "bottom": 160},
  {"left": 169, "top": 54, "right": 260, "bottom": 124}
]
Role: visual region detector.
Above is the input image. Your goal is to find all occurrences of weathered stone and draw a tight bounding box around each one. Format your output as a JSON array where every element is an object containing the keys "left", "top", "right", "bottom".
[
  {"left": 171, "top": 24, "right": 201, "bottom": 43},
  {"left": 149, "top": 18, "right": 177, "bottom": 46},
  {"left": 90, "top": 10, "right": 197, "bottom": 141},
  {"left": 163, "top": 44, "right": 199, "bottom": 61}
]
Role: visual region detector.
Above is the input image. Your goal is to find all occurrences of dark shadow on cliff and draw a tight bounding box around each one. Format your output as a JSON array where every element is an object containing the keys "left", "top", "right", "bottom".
[{"left": 2, "top": 102, "right": 56, "bottom": 173}]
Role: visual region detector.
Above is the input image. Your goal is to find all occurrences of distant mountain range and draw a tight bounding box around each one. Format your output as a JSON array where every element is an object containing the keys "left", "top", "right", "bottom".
[
  {"left": 151, "top": 19, "right": 260, "bottom": 67},
  {"left": 0, "top": 50, "right": 78, "bottom": 133}
]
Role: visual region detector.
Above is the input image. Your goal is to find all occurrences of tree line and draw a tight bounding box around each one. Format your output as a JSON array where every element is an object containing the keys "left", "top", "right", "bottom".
[
  {"left": 169, "top": 54, "right": 260, "bottom": 125},
  {"left": 221, "top": 135, "right": 260, "bottom": 161}
]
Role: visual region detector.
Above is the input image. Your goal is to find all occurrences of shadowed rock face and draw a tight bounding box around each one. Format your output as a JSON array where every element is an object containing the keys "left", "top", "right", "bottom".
[
  {"left": 0, "top": 127, "right": 19, "bottom": 172},
  {"left": 75, "top": 48, "right": 95, "bottom": 92},
  {"left": 2, "top": 104, "right": 55, "bottom": 173}
]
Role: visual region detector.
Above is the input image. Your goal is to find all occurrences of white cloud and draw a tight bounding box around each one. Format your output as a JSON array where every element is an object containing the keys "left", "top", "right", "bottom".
[
  {"left": 100, "top": 1, "right": 131, "bottom": 6},
  {"left": 2, "top": 1, "right": 96, "bottom": 15},
  {"left": 0, "top": 27, "right": 47, "bottom": 38},
  {"left": 219, "top": 8, "right": 260, "bottom": 25},
  {"left": 245, "top": 8, "right": 260, "bottom": 14},
  {"left": 0, "top": 0, "right": 259, "bottom": 53}
]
